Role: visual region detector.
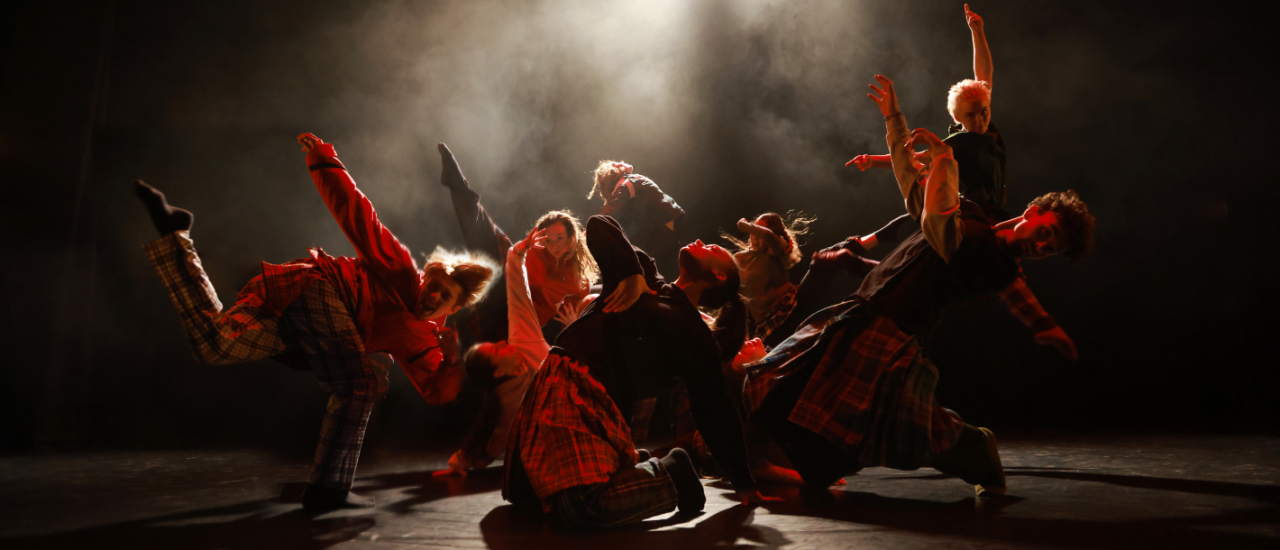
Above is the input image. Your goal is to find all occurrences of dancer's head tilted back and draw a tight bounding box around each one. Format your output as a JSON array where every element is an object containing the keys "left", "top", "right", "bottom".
[
  {"left": 947, "top": 79, "right": 992, "bottom": 135},
  {"left": 676, "top": 239, "right": 749, "bottom": 361},
  {"left": 994, "top": 190, "right": 1095, "bottom": 262},
  {"left": 418, "top": 248, "right": 498, "bottom": 321},
  {"left": 532, "top": 210, "right": 599, "bottom": 283},
  {"left": 588, "top": 160, "right": 633, "bottom": 201},
  {"left": 462, "top": 341, "right": 529, "bottom": 390}
]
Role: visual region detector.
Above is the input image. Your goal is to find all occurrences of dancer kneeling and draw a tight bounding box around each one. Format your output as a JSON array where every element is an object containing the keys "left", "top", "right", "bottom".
[
  {"left": 502, "top": 215, "right": 774, "bottom": 529},
  {"left": 744, "top": 76, "right": 1094, "bottom": 500},
  {"left": 135, "top": 133, "right": 496, "bottom": 511}
]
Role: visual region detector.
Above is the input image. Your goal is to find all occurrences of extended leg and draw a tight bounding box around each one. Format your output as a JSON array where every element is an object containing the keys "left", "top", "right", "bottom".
[
  {"left": 550, "top": 457, "right": 682, "bottom": 529},
  {"left": 144, "top": 232, "right": 286, "bottom": 364}
]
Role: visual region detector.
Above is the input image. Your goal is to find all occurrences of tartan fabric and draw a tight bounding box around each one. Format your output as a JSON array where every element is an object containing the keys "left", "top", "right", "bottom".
[
  {"left": 503, "top": 353, "right": 639, "bottom": 511},
  {"left": 279, "top": 278, "right": 390, "bottom": 490},
  {"left": 747, "top": 284, "right": 798, "bottom": 341},
  {"left": 550, "top": 458, "right": 678, "bottom": 529},
  {"left": 997, "top": 274, "right": 1057, "bottom": 333},
  {"left": 145, "top": 232, "right": 287, "bottom": 364},
  {"left": 744, "top": 303, "right": 964, "bottom": 470}
]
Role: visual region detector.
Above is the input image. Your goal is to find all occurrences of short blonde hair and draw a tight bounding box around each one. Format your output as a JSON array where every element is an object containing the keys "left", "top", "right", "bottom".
[
  {"left": 946, "top": 79, "right": 992, "bottom": 122},
  {"left": 588, "top": 160, "right": 629, "bottom": 200},
  {"left": 423, "top": 247, "right": 498, "bottom": 309}
]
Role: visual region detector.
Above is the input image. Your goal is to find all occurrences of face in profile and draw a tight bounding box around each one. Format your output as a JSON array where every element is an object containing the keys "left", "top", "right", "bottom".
[
  {"left": 417, "top": 270, "right": 463, "bottom": 320},
  {"left": 541, "top": 221, "right": 575, "bottom": 260},
  {"left": 952, "top": 95, "right": 991, "bottom": 135},
  {"left": 679, "top": 239, "right": 735, "bottom": 282},
  {"left": 1004, "top": 206, "right": 1064, "bottom": 260}
]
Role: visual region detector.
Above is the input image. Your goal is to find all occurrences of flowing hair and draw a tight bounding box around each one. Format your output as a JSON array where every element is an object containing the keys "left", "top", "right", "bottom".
[
  {"left": 533, "top": 210, "right": 600, "bottom": 285},
  {"left": 423, "top": 247, "right": 499, "bottom": 308},
  {"left": 721, "top": 210, "right": 815, "bottom": 270},
  {"left": 588, "top": 160, "right": 629, "bottom": 200}
]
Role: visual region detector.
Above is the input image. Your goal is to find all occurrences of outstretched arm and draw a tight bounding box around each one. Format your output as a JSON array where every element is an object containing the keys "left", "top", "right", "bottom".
[
  {"left": 299, "top": 133, "right": 420, "bottom": 307},
  {"left": 966, "top": 4, "right": 993, "bottom": 86},
  {"left": 998, "top": 276, "right": 1077, "bottom": 360},
  {"left": 508, "top": 229, "right": 552, "bottom": 359}
]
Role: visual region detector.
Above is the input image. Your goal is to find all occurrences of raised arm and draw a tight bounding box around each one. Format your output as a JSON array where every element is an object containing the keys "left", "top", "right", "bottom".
[
  {"left": 508, "top": 230, "right": 551, "bottom": 359},
  {"left": 736, "top": 219, "right": 788, "bottom": 254},
  {"left": 905, "top": 128, "right": 963, "bottom": 262},
  {"left": 299, "top": 133, "right": 419, "bottom": 306},
  {"left": 966, "top": 4, "right": 993, "bottom": 86},
  {"left": 868, "top": 75, "right": 925, "bottom": 218}
]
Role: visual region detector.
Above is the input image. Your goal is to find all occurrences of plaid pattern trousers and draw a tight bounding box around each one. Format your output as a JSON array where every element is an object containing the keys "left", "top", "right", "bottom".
[{"left": 146, "top": 232, "right": 389, "bottom": 490}]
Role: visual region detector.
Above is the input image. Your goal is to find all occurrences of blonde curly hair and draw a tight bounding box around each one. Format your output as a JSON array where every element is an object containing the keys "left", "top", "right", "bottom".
[{"left": 423, "top": 247, "right": 499, "bottom": 309}]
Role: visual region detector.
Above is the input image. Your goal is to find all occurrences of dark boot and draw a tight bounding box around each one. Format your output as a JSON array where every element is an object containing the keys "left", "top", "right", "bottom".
[
  {"left": 134, "top": 180, "right": 193, "bottom": 236},
  {"left": 929, "top": 425, "right": 1006, "bottom": 497},
  {"left": 301, "top": 483, "right": 376, "bottom": 512},
  {"left": 660, "top": 448, "right": 705, "bottom": 513}
]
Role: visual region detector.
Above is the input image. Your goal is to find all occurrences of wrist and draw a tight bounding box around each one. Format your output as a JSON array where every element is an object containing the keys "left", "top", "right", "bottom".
[{"left": 884, "top": 111, "right": 902, "bottom": 120}]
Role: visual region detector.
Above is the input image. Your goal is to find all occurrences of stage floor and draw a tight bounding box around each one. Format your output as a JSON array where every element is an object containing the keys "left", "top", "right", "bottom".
[{"left": 0, "top": 435, "right": 1276, "bottom": 549}]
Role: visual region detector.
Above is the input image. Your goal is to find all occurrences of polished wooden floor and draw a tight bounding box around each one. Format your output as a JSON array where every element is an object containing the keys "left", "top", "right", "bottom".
[{"left": 1, "top": 435, "right": 1276, "bottom": 549}]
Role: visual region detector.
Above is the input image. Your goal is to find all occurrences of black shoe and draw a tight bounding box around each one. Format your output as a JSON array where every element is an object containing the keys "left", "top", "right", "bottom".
[
  {"left": 660, "top": 448, "right": 706, "bottom": 513},
  {"left": 301, "top": 483, "right": 376, "bottom": 512},
  {"left": 134, "top": 180, "right": 193, "bottom": 236}
]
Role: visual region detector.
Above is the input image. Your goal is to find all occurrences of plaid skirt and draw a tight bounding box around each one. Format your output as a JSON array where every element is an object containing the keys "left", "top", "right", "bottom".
[
  {"left": 744, "top": 300, "right": 963, "bottom": 470},
  {"left": 503, "top": 352, "right": 639, "bottom": 511}
]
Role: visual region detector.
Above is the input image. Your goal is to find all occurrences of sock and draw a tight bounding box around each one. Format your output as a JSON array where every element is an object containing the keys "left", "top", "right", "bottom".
[
  {"left": 438, "top": 143, "right": 470, "bottom": 190},
  {"left": 134, "top": 180, "right": 193, "bottom": 236},
  {"left": 660, "top": 448, "right": 705, "bottom": 513}
]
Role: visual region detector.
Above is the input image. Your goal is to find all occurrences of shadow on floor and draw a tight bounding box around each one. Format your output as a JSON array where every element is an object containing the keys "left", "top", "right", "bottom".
[
  {"left": 0, "top": 499, "right": 375, "bottom": 550},
  {"left": 479, "top": 504, "right": 792, "bottom": 550},
  {"left": 754, "top": 469, "right": 1279, "bottom": 550}
]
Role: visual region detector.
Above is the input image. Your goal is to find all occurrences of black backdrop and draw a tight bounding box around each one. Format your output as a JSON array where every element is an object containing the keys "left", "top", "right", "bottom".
[{"left": 2, "top": 0, "right": 1275, "bottom": 453}]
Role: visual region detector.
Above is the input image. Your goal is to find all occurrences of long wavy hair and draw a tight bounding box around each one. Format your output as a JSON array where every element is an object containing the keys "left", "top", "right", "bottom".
[
  {"left": 533, "top": 209, "right": 600, "bottom": 285},
  {"left": 721, "top": 210, "right": 815, "bottom": 270}
]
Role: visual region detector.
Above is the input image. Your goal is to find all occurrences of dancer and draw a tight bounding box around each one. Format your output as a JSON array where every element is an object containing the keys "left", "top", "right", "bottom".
[
  {"left": 745, "top": 76, "right": 1094, "bottom": 500},
  {"left": 135, "top": 133, "right": 496, "bottom": 511},
  {"left": 436, "top": 144, "right": 597, "bottom": 474},
  {"left": 590, "top": 161, "right": 685, "bottom": 278},
  {"left": 723, "top": 212, "right": 813, "bottom": 341},
  {"left": 503, "top": 215, "right": 774, "bottom": 529},
  {"left": 849, "top": 4, "right": 1009, "bottom": 220}
]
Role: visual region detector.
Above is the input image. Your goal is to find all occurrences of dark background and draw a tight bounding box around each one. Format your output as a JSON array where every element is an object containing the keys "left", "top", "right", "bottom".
[{"left": 2, "top": 0, "right": 1274, "bottom": 455}]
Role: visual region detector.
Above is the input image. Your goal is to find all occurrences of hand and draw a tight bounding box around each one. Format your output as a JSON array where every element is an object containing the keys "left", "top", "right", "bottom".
[
  {"left": 1034, "top": 326, "right": 1078, "bottom": 361},
  {"left": 906, "top": 128, "right": 950, "bottom": 156},
  {"left": 736, "top": 489, "right": 784, "bottom": 506},
  {"left": 965, "top": 3, "right": 984, "bottom": 32},
  {"left": 554, "top": 295, "right": 591, "bottom": 326},
  {"left": 297, "top": 133, "right": 323, "bottom": 152},
  {"left": 730, "top": 338, "right": 767, "bottom": 374},
  {"left": 867, "top": 75, "right": 900, "bottom": 118},
  {"left": 610, "top": 161, "right": 633, "bottom": 175},
  {"left": 736, "top": 218, "right": 755, "bottom": 233},
  {"left": 846, "top": 154, "right": 873, "bottom": 171},
  {"left": 602, "top": 274, "right": 654, "bottom": 313},
  {"left": 513, "top": 227, "right": 548, "bottom": 257},
  {"left": 436, "top": 327, "right": 460, "bottom": 366},
  {"left": 433, "top": 450, "right": 469, "bottom": 477}
]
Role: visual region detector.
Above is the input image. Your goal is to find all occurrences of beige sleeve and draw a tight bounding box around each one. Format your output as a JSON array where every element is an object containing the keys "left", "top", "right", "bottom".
[
  {"left": 920, "top": 149, "right": 964, "bottom": 263},
  {"left": 885, "top": 114, "right": 924, "bottom": 219}
]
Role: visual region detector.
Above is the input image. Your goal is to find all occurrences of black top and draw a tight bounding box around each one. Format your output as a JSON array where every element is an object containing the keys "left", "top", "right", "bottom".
[
  {"left": 945, "top": 122, "right": 1008, "bottom": 219},
  {"left": 553, "top": 215, "right": 756, "bottom": 492},
  {"left": 855, "top": 201, "right": 1020, "bottom": 346}
]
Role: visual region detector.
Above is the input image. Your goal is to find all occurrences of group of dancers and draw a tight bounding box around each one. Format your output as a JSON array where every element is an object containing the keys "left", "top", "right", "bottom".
[{"left": 133, "top": 4, "right": 1094, "bottom": 528}]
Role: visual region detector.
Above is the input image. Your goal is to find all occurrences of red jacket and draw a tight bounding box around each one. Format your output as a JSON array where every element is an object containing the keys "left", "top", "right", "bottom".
[{"left": 233, "top": 143, "right": 461, "bottom": 404}]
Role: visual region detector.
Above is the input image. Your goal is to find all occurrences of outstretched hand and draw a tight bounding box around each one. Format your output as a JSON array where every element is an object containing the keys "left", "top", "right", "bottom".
[
  {"left": 514, "top": 227, "right": 548, "bottom": 256},
  {"left": 297, "top": 133, "right": 323, "bottom": 152},
  {"left": 602, "top": 274, "right": 654, "bottom": 313},
  {"left": 1034, "top": 326, "right": 1079, "bottom": 361},
  {"left": 867, "top": 75, "right": 901, "bottom": 118},
  {"left": 906, "top": 128, "right": 949, "bottom": 155},
  {"left": 965, "top": 4, "right": 984, "bottom": 32},
  {"left": 846, "top": 154, "right": 873, "bottom": 171}
]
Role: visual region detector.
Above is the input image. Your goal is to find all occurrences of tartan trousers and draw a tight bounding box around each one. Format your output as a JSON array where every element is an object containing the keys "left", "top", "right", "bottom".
[
  {"left": 145, "top": 232, "right": 389, "bottom": 490},
  {"left": 550, "top": 458, "right": 678, "bottom": 530}
]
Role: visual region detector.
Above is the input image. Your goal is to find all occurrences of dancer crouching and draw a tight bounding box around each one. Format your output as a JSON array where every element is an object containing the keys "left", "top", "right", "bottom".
[
  {"left": 503, "top": 216, "right": 775, "bottom": 529},
  {"left": 135, "top": 133, "right": 496, "bottom": 511}
]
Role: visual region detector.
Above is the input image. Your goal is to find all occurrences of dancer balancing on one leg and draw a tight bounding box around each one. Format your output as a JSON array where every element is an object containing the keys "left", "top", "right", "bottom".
[
  {"left": 503, "top": 215, "right": 778, "bottom": 529},
  {"left": 135, "top": 133, "right": 496, "bottom": 512},
  {"left": 434, "top": 143, "right": 598, "bottom": 476},
  {"left": 743, "top": 75, "right": 1094, "bottom": 501}
]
